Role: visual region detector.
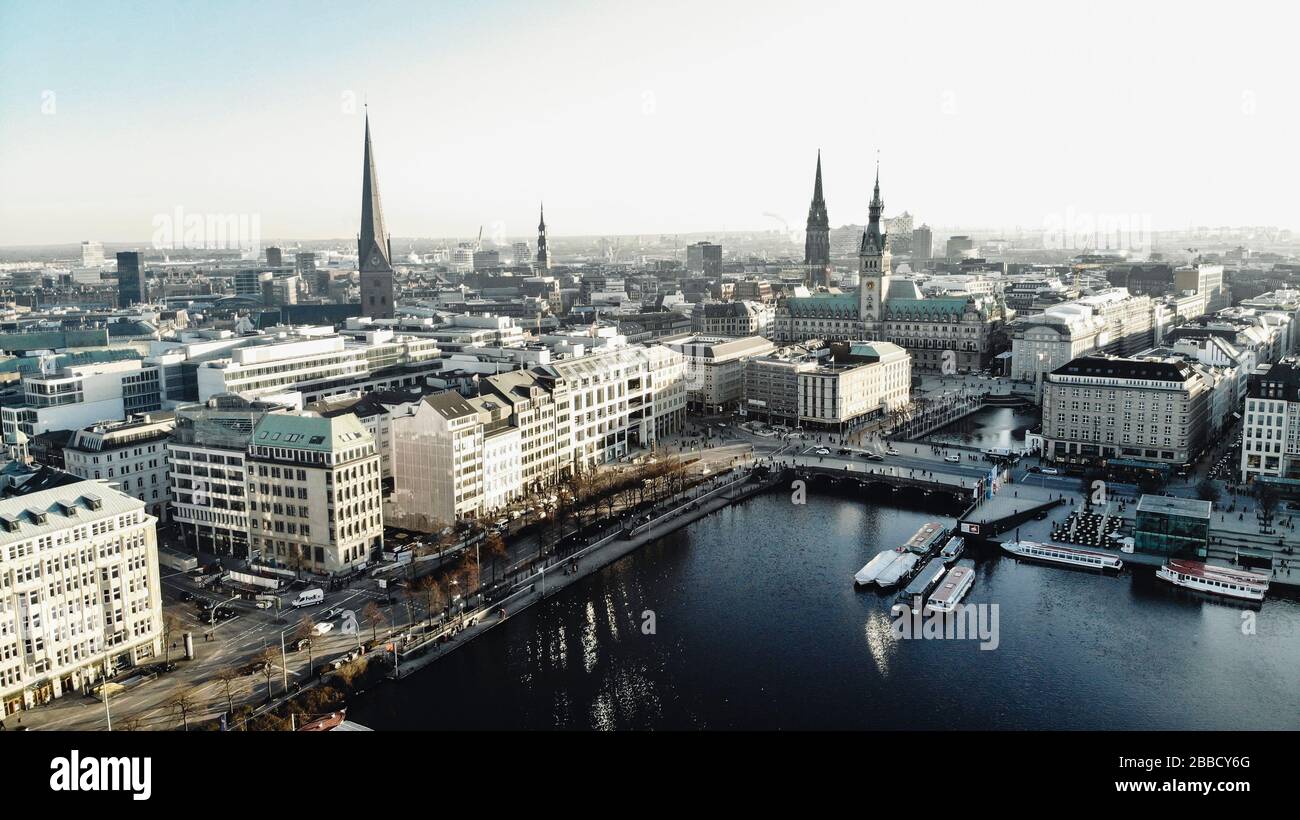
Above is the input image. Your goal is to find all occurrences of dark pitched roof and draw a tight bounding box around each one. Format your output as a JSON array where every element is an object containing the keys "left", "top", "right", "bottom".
[{"left": 1052, "top": 356, "right": 1193, "bottom": 382}]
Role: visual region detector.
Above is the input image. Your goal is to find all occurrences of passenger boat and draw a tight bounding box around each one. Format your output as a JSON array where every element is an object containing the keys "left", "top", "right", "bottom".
[
  {"left": 1001, "top": 540, "right": 1123, "bottom": 571},
  {"left": 939, "top": 536, "right": 965, "bottom": 564},
  {"left": 854, "top": 548, "right": 906, "bottom": 586},
  {"left": 925, "top": 565, "right": 974, "bottom": 613},
  {"left": 1156, "top": 559, "right": 1269, "bottom": 602},
  {"left": 901, "top": 558, "right": 947, "bottom": 601},
  {"left": 903, "top": 522, "right": 948, "bottom": 555},
  {"left": 874, "top": 552, "right": 920, "bottom": 589}
]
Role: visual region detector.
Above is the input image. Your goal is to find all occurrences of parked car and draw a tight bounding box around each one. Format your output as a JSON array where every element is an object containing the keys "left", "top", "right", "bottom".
[{"left": 815, "top": 448, "right": 830, "bottom": 456}]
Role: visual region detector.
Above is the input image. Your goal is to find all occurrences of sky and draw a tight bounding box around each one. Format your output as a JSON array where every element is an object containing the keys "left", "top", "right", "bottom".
[{"left": 2, "top": 0, "right": 1298, "bottom": 247}]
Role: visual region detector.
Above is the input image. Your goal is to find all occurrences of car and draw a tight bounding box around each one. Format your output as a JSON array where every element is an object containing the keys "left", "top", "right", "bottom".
[
  {"left": 255, "top": 599, "right": 274, "bottom": 609},
  {"left": 1034, "top": 511, "right": 1049, "bottom": 521},
  {"left": 1041, "top": 467, "right": 1060, "bottom": 475},
  {"left": 944, "top": 455, "right": 960, "bottom": 463},
  {"left": 321, "top": 606, "right": 343, "bottom": 620},
  {"left": 815, "top": 448, "right": 831, "bottom": 456},
  {"left": 885, "top": 448, "right": 900, "bottom": 456},
  {"left": 864, "top": 453, "right": 885, "bottom": 462},
  {"left": 1027, "top": 465, "right": 1041, "bottom": 473},
  {"left": 837, "top": 448, "right": 852, "bottom": 455},
  {"left": 313, "top": 621, "right": 335, "bottom": 636},
  {"left": 293, "top": 638, "right": 312, "bottom": 652},
  {"left": 177, "top": 591, "right": 194, "bottom": 602}
]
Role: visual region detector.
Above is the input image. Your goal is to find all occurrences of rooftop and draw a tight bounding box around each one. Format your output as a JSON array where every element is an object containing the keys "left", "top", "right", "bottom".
[{"left": 1136, "top": 494, "right": 1212, "bottom": 520}]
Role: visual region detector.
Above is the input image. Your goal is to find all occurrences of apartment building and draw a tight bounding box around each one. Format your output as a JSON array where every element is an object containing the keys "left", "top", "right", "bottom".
[
  {"left": 247, "top": 413, "right": 383, "bottom": 575},
  {"left": 168, "top": 394, "right": 292, "bottom": 558},
  {"left": 390, "top": 391, "right": 485, "bottom": 527},
  {"left": 63, "top": 413, "right": 175, "bottom": 523},
  {"left": 0, "top": 479, "right": 161, "bottom": 714},
  {"left": 664, "top": 334, "right": 777, "bottom": 412},
  {"left": 690, "top": 301, "right": 774, "bottom": 337},
  {"left": 1240, "top": 360, "right": 1300, "bottom": 484},
  {"left": 744, "top": 341, "right": 911, "bottom": 429},
  {"left": 1041, "top": 356, "right": 1210, "bottom": 470},
  {"left": 479, "top": 369, "right": 564, "bottom": 492}
]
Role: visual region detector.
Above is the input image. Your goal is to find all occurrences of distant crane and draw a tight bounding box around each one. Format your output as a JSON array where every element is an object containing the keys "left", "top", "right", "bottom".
[{"left": 476, "top": 226, "right": 483, "bottom": 251}]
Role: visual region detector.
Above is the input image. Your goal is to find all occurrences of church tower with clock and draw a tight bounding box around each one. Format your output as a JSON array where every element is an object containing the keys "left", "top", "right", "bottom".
[{"left": 857, "top": 161, "right": 891, "bottom": 326}]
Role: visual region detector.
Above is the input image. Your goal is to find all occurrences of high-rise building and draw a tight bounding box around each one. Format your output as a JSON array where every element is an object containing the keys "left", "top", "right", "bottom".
[
  {"left": 686, "top": 242, "right": 722, "bottom": 276},
  {"left": 266, "top": 246, "right": 283, "bottom": 267},
  {"left": 535, "top": 204, "right": 551, "bottom": 270},
  {"left": 116, "top": 251, "right": 146, "bottom": 307},
  {"left": 81, "top": 240, "right": 105, "bottom": 268},
  {"left": 512, "top": 241, "right": 531, "bottom": 266},
  {"left": 1240, "top": 359, "right": 1300, "bottom": 484},
  {"left": 473, "top": 250, "right": 501, "bottom": 270},
  {"left": 912, "top": 224, "right": 933, "bottom": 267},
  {"left": 945, "top": 235, "right": 976, "bottom": 262},
  {"left": 358, "top": 114, "right": 395, "bottom": 319},
  {"left": 803, "top": 152, "right": 831, "bottom": 288}
]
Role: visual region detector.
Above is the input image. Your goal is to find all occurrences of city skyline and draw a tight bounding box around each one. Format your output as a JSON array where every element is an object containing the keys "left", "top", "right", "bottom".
[{"left": 3, "top": 0, "right": 1299, "bottom": 247}]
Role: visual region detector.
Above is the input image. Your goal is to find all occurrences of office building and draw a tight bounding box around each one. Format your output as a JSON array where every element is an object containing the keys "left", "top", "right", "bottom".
[
  {"left": 247, "top": 412, "right": 384, "bottom": 575},
  {"left": 116, "top": 251, "right": 147, "bottom": 308},
  {"left": 63, "top": 413, "right": 175, "bottom": 522},
  {"left": 0, "top": 479, "right": 162, "bottom": 714},
  {"left": 686, "top": 242, "right": 722, "bottom": 276},
  {"left": 1240, "top": 359, "right": 1300, "bottom": 485}
]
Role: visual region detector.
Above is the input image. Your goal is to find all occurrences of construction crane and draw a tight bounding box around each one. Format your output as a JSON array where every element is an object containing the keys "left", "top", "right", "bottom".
[{"left": 476, "top": 226, "right": 483, "bottom": 251}]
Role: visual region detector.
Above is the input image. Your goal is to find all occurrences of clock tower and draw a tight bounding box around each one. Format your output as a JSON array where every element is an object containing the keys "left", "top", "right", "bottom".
[{"left": 858, "top": 161, "right": 891, "bottom": 324}]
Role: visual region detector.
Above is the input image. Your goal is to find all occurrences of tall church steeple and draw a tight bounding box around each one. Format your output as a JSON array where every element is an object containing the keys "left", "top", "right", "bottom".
[
  {"left": 858, "top": 156, "right": 891, "bottom": 324},
  {"left": 535, "top": 203, "right": 550, "bottom": 270},
  {"left": 358, "top": 110, "right": 395, "bottom": 318},
  {"left": 803, "top": 150, "right": 831, "bottom": 288}
]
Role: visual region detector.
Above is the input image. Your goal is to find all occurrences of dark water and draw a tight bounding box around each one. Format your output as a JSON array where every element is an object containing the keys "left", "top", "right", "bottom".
[
  {"left": 351, "top": 491, "right": 1300, "bottom": 730},
  {"left": 928, "top": 406, "right": 1038, "bottom": 450}
]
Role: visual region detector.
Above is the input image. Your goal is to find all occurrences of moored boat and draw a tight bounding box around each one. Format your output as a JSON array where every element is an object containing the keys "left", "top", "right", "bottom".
[
  {"left": 901, "top": 558, "right": 947, "bottom": 601},
  {"left": 903, "top": 522, "right": 948, "bottom": 555},
  {"left": 925, "top": 565, "right": 974, "bottom": 613},
  {"left": 874, "top": 552, "right": 920, "bottom": 588},
  {"left": 1156, "top": 559, "right": 1269, "bottom": 602},
  {"left": 855, "top": 548, "right": 905, "bottom": 586},
  {"left": 939, "top": 536, "right": 965, "bottom": 564},
  {"left": 1001, "top": 539, "right": 1123, "bottom": 571}
]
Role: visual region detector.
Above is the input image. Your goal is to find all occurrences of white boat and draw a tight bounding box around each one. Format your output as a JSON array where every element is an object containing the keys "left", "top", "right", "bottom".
[
  {"left": 854, "top": 548, "right": 906, "bottom": 586},
  {"left": 926, "top": 565, "right": 974, "bottom": 613},
  {"left": 874, "top": 552, "right": 920, "bottom": 588},
  {"left": 1001, "top": 540, "right": 1123, "bottom": 571},
  {"left": 939, "top": 536, "right": 965, "bottom": 564},
  {"left": 1156, "top": 559, "right": 1269, "bottom": 602},
  {"left": 903, "top": 522, "right": 948, "bottom": 555}
]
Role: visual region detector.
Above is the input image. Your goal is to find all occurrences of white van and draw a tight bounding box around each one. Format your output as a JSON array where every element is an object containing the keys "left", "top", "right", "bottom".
[{"left": 292, "top": 588, "right": 324, "bottom": 608}]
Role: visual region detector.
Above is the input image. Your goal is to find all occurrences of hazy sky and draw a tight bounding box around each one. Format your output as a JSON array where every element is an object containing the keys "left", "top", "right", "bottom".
[{"left": 2, "top": 0, "right": 1297, "bottom": 246}]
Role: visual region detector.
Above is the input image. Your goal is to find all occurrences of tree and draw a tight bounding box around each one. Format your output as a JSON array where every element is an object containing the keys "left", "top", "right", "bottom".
[
  {"left": 255, "top": 647, "right": 279, "bottom": 703},
  {"left": 483, "top": 532, "right": 508, "bottom": 584},
  {"left": 415, "top": 575, "right": 445, "bottom": 628},
  {"left": 362, "top": 601, "right": 386, "bottom": 644},
  {"left": 214, "top": 667, "right": 240, "bottom": 720},
  {"left": 167, "top": 687, "right": 200, "bottom": 732},
  {"left": 1254, "top": 483, "right": 1278, "bottom": 523},
  {"left": 161, "top": 613, "right": 184, "bottom": 664},
  {"left": 293, "top": 616, "right": 316, "bottom": 676}
]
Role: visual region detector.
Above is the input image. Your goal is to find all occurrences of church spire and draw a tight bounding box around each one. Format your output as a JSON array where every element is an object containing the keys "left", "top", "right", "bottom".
[
  {"left": 861, "top": 154, "right": 886, "bottom": 256},
  {"left": 359, "top": 110, "right": 392, "bottom": 274},
  {"left": 804, "top": 150, "right": 831, "bottom": 287},
  {"left": 358, "top": 110, "right": 395, "bottom": 319},
  {"left": 535, "top": 202, "right": 550, "bottom": 270}
]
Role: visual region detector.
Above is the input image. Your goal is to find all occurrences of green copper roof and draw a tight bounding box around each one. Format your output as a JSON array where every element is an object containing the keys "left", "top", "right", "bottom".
[{"left": 783, "top": 295, "right": 859, "bottom": 317}]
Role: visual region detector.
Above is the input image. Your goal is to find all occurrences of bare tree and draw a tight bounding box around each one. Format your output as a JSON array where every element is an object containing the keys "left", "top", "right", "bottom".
[
  {"left": 255, "top": 646, "right": 279, "bottom": 703},
  {"left": 416, "top": 575, "right": 445, "bottom": 628},
  {"left": 214, "top": 667, "right": 240, "bottom": 720},
  {"left": 166, "top": 686, "right": 200, "bottom": 732},
  {"left": 161, "top": 612, "right": 184, "bottom": 664},
  {"left": 362, "top": 601, "right": 387, "bottom": 644},
  {"left": 293, "top": 616, "right": 316, "bottom": 675}
]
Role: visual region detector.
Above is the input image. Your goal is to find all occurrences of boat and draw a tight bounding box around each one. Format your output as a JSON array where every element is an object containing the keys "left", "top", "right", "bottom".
[
  {"left": 901, "top": 558, "right": 948, "bottom": 601},
  {"left": 926, "top": 565, "right": 974, "bottom": 613},
  {"left": 874, "top": 552, "right": 920, "bottom": 588},
  {"left": 854, "top": 548, "right": 906, "bottom": 586},
  {"left": 939, "top": 536, "right": 965, "bottom": 564},
  {"left": 1001, "top": 540, "right": 1123, "bottom": 571},
  {"left": 1156, "top": 559, "right": 1269, "bottom": 602},
  {"left": 903, "top": 522, "right": 948, "bottom": 555}
]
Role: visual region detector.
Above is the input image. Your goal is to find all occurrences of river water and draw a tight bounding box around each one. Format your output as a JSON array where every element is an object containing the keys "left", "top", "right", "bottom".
[
  {"left": 350, "top": 486, "right": 1300, "bottom": 731},
  {"left": 925, "top": 405, "right": 1039, "bottom": 450}
]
